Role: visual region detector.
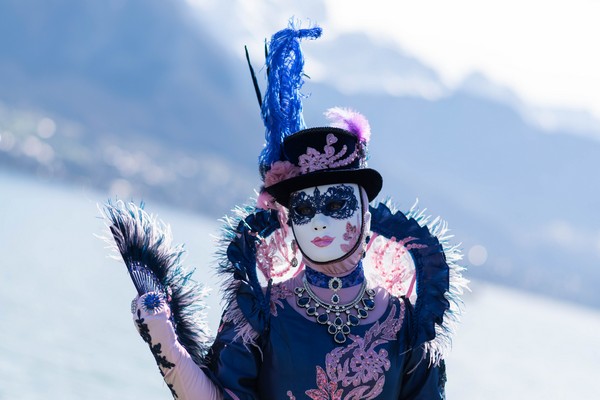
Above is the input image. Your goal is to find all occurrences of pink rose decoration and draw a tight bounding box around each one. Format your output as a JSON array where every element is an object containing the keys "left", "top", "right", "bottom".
[
  {"left": 264, "top": 161, "right": 301, "bottom": 187},
  {"left": 256, "top": 190, "right": 277, "bottom": 210}
]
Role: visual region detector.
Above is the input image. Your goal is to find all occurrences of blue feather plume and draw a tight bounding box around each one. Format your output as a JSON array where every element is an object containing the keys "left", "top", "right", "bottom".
[{"left": 259, "top": 21, "right": 322, "bottom": 177}]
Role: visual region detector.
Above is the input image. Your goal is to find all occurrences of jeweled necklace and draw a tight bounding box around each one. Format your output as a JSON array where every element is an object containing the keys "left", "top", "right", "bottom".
[
  {"left": 304, "top": 262, "right": 365, "bottom": 304},
  {"left": 295, "top": 276, "right": 376, "bottom": 344}
]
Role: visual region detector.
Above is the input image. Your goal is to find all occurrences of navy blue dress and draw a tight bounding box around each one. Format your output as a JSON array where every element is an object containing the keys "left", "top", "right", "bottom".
[
  {"left": 203, "top": 203, "right": 461, "bottom": 399},
  {"left": 207, "top": 292, "right": 445, "bottom": 399}
]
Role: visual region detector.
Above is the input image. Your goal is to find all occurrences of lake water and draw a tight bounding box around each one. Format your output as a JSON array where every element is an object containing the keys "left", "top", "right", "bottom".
[{"left": 1, "top": 172, "right": 598, "bottom": 399}]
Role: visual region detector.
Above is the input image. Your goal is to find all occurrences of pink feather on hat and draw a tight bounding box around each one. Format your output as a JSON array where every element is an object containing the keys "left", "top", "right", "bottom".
[{"left": 324, "top": 107, "right": 371, "bottom": 143}]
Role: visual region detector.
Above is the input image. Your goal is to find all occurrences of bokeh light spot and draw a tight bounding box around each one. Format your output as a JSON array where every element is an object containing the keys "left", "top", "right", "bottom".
[
  {"left": 468, "top": 244, "right": 488, "bottom": 266},
  {"left": 37, "top": 118, "right": 56, "bottom": 139}
]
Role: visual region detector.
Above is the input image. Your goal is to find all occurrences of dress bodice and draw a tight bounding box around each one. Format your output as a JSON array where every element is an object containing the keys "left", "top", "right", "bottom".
[{"left": 209, "top": 283, "right": 445, "bottom": 400}]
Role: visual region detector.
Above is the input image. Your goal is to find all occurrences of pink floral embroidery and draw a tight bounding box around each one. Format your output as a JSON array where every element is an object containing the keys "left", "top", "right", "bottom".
[
  {"left": 290, "top": 302, "right": 404, "bottom": 400},
  {"left": 347, "top": 346, "right": 390, "bottom": 386},
  {"left": 256, "top": 237, "right": 277, "bottom": 279},
  {"left": 269, "top": 283, "right": 293, "bottom": 316},
  {"left": 368, "top": 236, "right": 428, "bottom": 297},
  {"left": 340, "top": 222, "right": 359, "bottom": 253},
  {"left": 304, "top": 366, "right": 344, "bottom": 400},
  {"left": 265, "top": 160, "right": 300, "bottom": 187},
  {"left": 255, "top": 210, "right": 298, "bottom": 283},
  {"left": 298, "top": 134, "right": 360, "bottom": 174}
]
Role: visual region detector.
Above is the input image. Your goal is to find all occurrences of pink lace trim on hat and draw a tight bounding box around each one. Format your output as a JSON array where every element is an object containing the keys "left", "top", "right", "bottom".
[{"left": 298, "top": 134, "right": 360, "bottom": 174}]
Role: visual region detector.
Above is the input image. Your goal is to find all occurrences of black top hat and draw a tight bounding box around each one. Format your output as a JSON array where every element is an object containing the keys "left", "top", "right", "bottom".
[{"left": 265, "top": 127, "right": 382, "bottom": 206}]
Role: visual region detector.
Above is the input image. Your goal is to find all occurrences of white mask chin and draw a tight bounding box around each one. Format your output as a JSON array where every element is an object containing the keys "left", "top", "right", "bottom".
[{"left": 290, "top": 183, "right": 363, "bottom": 263}]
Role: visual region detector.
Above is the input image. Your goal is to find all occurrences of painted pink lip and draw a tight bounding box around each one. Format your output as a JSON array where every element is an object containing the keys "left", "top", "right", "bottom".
[{"left": 311, "top": 236, "right": 335, "bottom": 247}]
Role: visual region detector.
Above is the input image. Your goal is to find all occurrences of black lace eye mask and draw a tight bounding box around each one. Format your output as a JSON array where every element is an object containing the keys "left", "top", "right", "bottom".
[{"left": 289, "top": 185, "right": 359, "bottom": 225}]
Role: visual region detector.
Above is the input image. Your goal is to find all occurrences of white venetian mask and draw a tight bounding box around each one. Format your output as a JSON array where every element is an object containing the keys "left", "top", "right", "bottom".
[{"left": 289, "top": 183, "right": 363, "bottom": 263}]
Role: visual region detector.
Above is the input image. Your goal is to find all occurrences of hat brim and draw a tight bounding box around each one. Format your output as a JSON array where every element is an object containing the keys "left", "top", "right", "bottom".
[{"left": 266, "top": 168, "right": 383, "bottom": 207}]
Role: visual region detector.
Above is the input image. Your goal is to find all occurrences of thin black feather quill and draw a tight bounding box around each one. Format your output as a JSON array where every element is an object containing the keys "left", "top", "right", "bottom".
[{"left": 245, "top": 45, "right": 262, "bottom": 108}]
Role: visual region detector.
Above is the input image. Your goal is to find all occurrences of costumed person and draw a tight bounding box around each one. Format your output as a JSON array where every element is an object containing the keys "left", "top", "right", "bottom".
[{"left": 102, "top": 21, "right": 467, "bottom": 399}]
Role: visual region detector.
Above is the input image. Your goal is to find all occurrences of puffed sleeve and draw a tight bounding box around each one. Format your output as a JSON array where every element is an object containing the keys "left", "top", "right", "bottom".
[
  {"left": 201, "top": 208, "right": 280, "bottom": 399},
  {"left": 204, "top": 315, "right": 264, "bottom": 400},
  {"left": 398, "top": 297, "right": 446, "bottom": 400},
  {"left": 399, "top": 347, "right": 446, "bottom": 400},
  {"left": 369, "top": 202, "right": 468, "bottom": 365}
]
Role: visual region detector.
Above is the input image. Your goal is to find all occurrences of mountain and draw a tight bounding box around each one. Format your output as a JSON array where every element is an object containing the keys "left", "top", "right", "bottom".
[
  {"left": 0, "top": 0, "right": 258, "bottom": 157},
  {"left": 0, "top": 0, "right": 264, "bottom": 215},
  {"left": 0, "top": 0, "right": 598, "bottom": 308}
]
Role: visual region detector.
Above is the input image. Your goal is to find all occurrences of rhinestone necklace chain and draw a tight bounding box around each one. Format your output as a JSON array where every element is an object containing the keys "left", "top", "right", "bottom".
[{"left": 294, "top": 277, "right": 376, "bottom": 344}]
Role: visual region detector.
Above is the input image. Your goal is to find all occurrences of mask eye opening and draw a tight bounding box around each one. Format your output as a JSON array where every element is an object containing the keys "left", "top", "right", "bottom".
[
  {"left": 325, "top": 199, "right": 346, "bottom": 213},
  {"left": 294, "top": 204, "right": 315, "bottom": 217}
]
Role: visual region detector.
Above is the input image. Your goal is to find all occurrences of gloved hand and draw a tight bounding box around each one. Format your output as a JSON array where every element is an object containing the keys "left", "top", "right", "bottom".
[
  {"left": 131, "top": 292, "right": 178, "bottom": 372},
  {"left": 131, "top": 293, "right": 224, "bottom": 400}
]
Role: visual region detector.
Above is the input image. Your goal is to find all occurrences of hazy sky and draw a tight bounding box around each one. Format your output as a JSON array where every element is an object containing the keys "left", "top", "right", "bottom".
[
  {"left": 185, "top": 0, "right": 599, "bottom": 121},
  {"left": 325, "top": 0, "right": 600, "bottom": 118}
]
